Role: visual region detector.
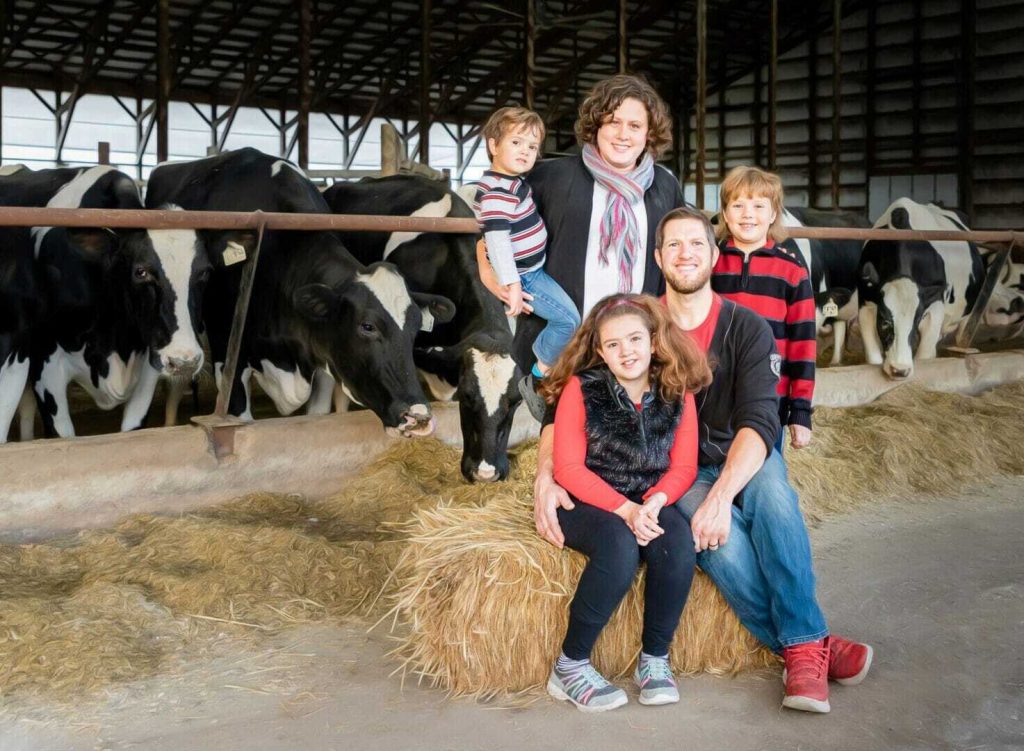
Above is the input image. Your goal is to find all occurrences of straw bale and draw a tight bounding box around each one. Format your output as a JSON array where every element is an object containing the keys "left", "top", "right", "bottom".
[{"left": 388, "top": 496, "right": 775, "bottom": 697}]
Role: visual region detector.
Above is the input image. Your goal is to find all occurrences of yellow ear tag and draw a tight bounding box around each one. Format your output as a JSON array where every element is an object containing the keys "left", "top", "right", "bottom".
[
  {"left": 223, "top": 241, "right": 247, "bottom": 266},
  {"left": 822, "top": 301, "right": 840, "bottom": 318}
]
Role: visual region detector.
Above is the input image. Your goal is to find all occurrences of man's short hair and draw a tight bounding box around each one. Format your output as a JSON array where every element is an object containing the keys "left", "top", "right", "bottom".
[
  {"left": 655, "top": 206, "right": 717, "bottom": 250},
  {"left": 482, "top": 106, "right": 546, "bottom": 159}
]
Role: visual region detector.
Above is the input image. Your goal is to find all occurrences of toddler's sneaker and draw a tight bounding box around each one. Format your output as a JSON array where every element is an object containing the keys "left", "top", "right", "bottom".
[
  {"left": 633, "top": 654, "right": 679, "bottom": 705},
  {"left": 547, "top": 662, "right": 627, "bottom": 713},
  {"left": 517, "top": 374, "right": 548, "bottom": 422}
]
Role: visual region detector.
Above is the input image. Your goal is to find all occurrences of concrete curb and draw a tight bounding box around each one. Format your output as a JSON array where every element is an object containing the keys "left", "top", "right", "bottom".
[{"left": 1, "top": 350, "right": 1022, "bottom": 539}]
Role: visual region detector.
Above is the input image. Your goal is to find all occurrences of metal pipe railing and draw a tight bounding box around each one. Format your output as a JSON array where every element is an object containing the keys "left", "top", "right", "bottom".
[{"left": 0, "top": 206, "right": 1019, "bottom": 245}]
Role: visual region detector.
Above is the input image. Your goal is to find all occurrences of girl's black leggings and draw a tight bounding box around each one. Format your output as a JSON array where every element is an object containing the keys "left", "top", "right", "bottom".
[{"left": 557, "top": 501, "right": 696, "bottom": 660}]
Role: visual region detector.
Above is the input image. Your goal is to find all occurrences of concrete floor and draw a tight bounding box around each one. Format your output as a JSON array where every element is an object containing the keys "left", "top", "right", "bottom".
[{"left": 1, "top": 476, "right": 1021, "bottom": 751}]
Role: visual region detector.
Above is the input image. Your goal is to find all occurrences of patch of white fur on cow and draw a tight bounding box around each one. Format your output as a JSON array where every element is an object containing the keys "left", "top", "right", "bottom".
[
  {"left": 335, "top": 378, "right": 364, "bottom": 408},
  {"left": 356, "top": 266, "right": 413, "bottom": 330},
  {"left": 781, "top": 209, "right": 814, "bottom": 287},
  {"left": 474, "top": 461, "right": 497, "bottom": 481},
  {"left": 120, "top": 360, "right": 160, "bottom": 431},
  {"left": 0, "top": 354, "right": 30, "bottom": 443},
  {"left": 271, "top": 160, "right": 307, "bottom": 180},
  {"left": 148, "top": 224, "right": 205, "bottom": 374},
  {"left": 881, "top": 278, "right": 920, "bottom": 375},
  {"left": 471, "top": 349, "right": 517, "bottom": 417},
  {"left": 383, "top": 194, "right": 452, "bottom": 258},
  {"left": 454, "top": 184, "right": 478, "bottom": 212},
  {"left": 985, "top": 262, "right": 1024, "bottom": 327},
  {"left": 916, "top": 300, "right": 947, "bottom": 361},
  {"left": 32, "top": 165, "right": 119, "bottom": 257},
  {"left": 420, "top": 370, "right": 457, "bottom": 402},
  {"left": 859, "top": 302, "right": 883, "bottom": 365},
  {"left": 239, "top": 367, "right": 254, "bottom": 422},
  {"left": 306, "top": 368, "right": 336, "bottom": 415},
  {"left": 253, "top": 360, "right": 313, "bottom": 416},
  {"left": 0, "top": 164, "right": 26, "bottom": 176}
]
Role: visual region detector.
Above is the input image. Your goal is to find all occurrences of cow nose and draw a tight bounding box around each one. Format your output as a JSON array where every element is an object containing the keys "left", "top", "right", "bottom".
[
  {"left": 889, "top": 366, "right": 911, "bottom": 380},
  {"left": 166, "top": 355, "right": 202, "bottom": 376},
  {"left": 472, "top": 462, "right": 498, "bottom": 483}
]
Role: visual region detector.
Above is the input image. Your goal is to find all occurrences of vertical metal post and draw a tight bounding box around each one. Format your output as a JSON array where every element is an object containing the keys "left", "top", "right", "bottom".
[
  {"left": 752, "top": 53, "right": 762, "bottom": 166},
  {"left": 768, "top": 0, "right": 778, "bottom": 171},
  {"left": 911, "top": 0, "right": 922, "bottom": 168},
  {"left": 98, "top": 141, "right": 110, "bottom": 164},
  {"left": 156, "top": 0, "right": 170, "bottom": 163},
  {"left": 381, "top": 123, "right": 401, "bottom": 176},
  {"left": 297, "top": 0, "right": 312, "bottom": 169},
  {"left": 419, "top": 0, "right": 431, "bottom": 163},
  {"left": 958, "top": 0, "right": 976, "bottom": 224},
  {"left": 806, "top": 12, "right": 818, "bottom": 205},
  {"left": 865, "top": 2, "right": 876, "bottom": 179},
  {"left": 831, "top": 0, "right": 842, "bottom": 209},
  {"left": 279, "top": 105, "right": 286, "bottom": 157},
  {"left": 695, "top": 0, "right": 706, "bottom": 209},
  {"left": 524, "top": 0, "right": 536, "bottom": 108},
  {"left": 718, "top": 59, "right": 726, "bottom": 179},
  {"left": 617, "top": 0, "right": 628, "bottom": 74}
]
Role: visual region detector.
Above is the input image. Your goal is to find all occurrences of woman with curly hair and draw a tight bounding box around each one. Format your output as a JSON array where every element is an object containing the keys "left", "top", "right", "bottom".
[{"left": 477, "top": 74, "right": 685, "bottom": 420}]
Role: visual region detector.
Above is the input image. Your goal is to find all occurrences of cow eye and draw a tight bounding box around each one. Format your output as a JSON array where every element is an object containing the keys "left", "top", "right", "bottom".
[
  {"left": 359, "top": 321, "right": 378, "bottom": 335},
  {"left": 133, "top": 265, "right": 151, "bottom": 282}
]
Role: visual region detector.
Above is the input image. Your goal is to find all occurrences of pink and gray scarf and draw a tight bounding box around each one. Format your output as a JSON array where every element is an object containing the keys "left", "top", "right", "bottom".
[{"left": 581, "top": 142, "right": 655, "bottom": 293}]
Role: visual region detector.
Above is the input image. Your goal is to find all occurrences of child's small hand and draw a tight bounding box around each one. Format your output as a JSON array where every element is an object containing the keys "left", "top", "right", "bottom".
[
  {"left": 504, "top": 282, "right": 525, "bottom": 316},
  {"left": 789, "top": 424, "right": 812, "bottom": 449}
]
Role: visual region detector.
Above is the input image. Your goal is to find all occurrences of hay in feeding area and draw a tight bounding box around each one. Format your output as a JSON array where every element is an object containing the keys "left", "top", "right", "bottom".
[
  {"left": 2, "top": 380, "right": 1023, "bottom": 702},
  {"left": 386, "top": 380, "right": 1024, "bottom": 697}
]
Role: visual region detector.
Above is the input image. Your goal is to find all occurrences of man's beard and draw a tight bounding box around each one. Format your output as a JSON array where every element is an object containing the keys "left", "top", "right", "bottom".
[{"left": 663, "top": 264, "right": 712, "bottom": 294}]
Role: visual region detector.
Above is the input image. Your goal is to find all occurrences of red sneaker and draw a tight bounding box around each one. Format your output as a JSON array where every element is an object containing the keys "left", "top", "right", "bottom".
[
  {"left": 782, "top": 638, "right": 830, "bottom": 713},
  {"left": 829, "top": 635, "right": 873, "bottom": 685}
]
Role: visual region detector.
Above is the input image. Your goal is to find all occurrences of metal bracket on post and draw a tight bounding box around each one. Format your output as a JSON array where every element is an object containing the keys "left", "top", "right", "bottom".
[
  {"left": 947, "top": 234, "right": 1020, "bottom": 357},
  {"left": 191, "top": 215, "right": 268, "bottom": 460}
]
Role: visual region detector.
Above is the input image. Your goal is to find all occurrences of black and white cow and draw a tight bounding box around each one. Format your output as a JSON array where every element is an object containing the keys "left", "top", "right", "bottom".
[
  {"left": 858, "top": 198, "right": 985, "bottom": 379},
  {"left": 984, "top": 259, "right": 1024, "bottom": 332},
  {"left": 145, "top": 148, "right": 454, "bottom": 437},
  {"left": 0, "top": 224, "right": 38, "bottom": 442},
  {"left": 781, "top": 208, "right": 870, "bottom": 366},
  {"left": 322, "top": 175, "right": 522, "bottom": 482},
  {"left": 0, "top": 165, "right": 211, "bottom": 437}
]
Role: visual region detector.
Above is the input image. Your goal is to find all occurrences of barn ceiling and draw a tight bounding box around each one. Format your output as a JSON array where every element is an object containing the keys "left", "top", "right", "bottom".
[{"left": 1, "top": 0, "right": 873, "bottom": 146}]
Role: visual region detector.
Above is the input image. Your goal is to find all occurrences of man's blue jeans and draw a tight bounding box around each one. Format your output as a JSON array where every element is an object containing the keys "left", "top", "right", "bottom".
[{"left": 672, "top": 450, "right": 828, "bottom": 652}]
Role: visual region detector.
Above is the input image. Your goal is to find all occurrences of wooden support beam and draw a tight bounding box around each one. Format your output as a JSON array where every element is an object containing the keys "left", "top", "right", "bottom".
[
  {"left": 831, "top": 0, "right": 842, "bottom": 209},
  {"left": 617, "top": 0, "right": 628, "bottom": 73},
  {"left": 157, "top": 0, "right": 170, "bottom": 163},
  {"left": 297, "top": 0, "right": 312, "bottom": 169},
  {"left": 696, "top": 0, "right": 706, "bottom": 209},
  {"left": 958, "top": 0, "right": 976, "bottom": 224},
  {"left": 912, "top": 0, "right": 922, "bottom": 168},
  {"left": 768, "top": 0, "right": 778, "bottom": 170},
  {"left": 419, "top": 0, "right": 431, "bottom": 163},
  {"left": 524, "top": 0, "right": 536, "bottom": 108},
  {"left": 807, "top": 10, "right": 818, "bottom": 205}
]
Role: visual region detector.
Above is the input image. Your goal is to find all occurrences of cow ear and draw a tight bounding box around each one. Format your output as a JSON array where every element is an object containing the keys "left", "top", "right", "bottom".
[
  {"left": 66, "top": 227, "right": 116, "bottom": 259},
  {"left": 201, "top": 230, "right": 258, "bottom": 268},
  {"left": 860, "top": 262, "right": 879, "bottom": 288},
  {"left": 293, "top": 283, "right": 336, "bottom": 321},
  {"left": 831, "top": 287, "right": 853, "bottom": 307},
  {"left": 411, "top": 292, "right": 456, "bottom": 328}
]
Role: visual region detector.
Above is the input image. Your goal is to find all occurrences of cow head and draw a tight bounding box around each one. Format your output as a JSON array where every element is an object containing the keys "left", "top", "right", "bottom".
[
  {"left": 983, "top": 261, "right": 1024, "bottom": 330},
  {"left": 67, "top": 214, "right": 211, "bottom": 378},
  {"left": 416, "top": 333, "right": 522, "bottom": 482},
  {"left": 859, "top": 261, "right": 945, "bottom": 380},
  {"left": 293, "top": 261, "right": 455, "bottom": 437}
]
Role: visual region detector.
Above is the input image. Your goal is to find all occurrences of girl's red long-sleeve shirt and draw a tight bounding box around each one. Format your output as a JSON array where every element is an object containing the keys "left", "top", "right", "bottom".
[{"left": 552, "top": 376, "right": 698, "bottom": 513}]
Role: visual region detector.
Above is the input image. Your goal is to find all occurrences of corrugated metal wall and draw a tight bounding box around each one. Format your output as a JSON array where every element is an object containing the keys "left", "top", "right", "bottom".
[{"left": 684, "top": 0, "right": 1023, "bottom": 228}]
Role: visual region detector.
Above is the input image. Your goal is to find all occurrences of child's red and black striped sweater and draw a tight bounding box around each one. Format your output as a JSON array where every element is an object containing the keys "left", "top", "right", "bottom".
[{"left": 712, "top": 238, "right": 816, "bottom": 430}]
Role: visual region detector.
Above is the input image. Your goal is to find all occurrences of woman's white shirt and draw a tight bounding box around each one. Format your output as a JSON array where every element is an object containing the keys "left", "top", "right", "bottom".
[{"left": 581, "top": 182, "right": 648, "bottom": 317}]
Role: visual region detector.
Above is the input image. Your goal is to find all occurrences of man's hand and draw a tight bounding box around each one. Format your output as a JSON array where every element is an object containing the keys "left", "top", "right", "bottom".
[
  {"left": 789, "top": 424, "right": 812, "bottom": 449},
  {"left": 689, "top": 491, "right": 733, "bottom": 553},
  {"left": 504, "top": 282, "right": 526, "bottom": 317},
  {"left": 534, "top": 463, "right": 573, "bottom": 548},
  {"left": 476, "top": 238, "right": 534, "bottom": 313}
]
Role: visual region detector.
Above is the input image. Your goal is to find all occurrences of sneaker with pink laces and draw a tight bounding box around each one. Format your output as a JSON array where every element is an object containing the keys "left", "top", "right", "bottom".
[
  {"left": 829, "top": 635, "right": 873, "bottom": 685},
  {"left": 782, "top": 638, "right": 830, "bottom": 713}
]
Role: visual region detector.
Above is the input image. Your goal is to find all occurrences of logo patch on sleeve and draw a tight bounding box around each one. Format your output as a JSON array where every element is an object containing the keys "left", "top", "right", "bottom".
[{"left": 769, "top": 353, "right": 782, "bottom": 378}]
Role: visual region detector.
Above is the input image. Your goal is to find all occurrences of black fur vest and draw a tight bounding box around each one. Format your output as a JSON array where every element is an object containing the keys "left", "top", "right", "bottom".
[{"left": 578, "top": 367, "right": 683, "bottom": 504}]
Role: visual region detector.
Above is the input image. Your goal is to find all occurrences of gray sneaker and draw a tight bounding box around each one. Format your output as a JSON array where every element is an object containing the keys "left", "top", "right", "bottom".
[
  {"left": 633, "top": 655, "right": 679, "bottom": 705},
  {"left": 517, "top": 374, "right": 548, "bottom": 422},
  {"left": 547, "top": 663, "right": 628, "bottom": 713}
]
